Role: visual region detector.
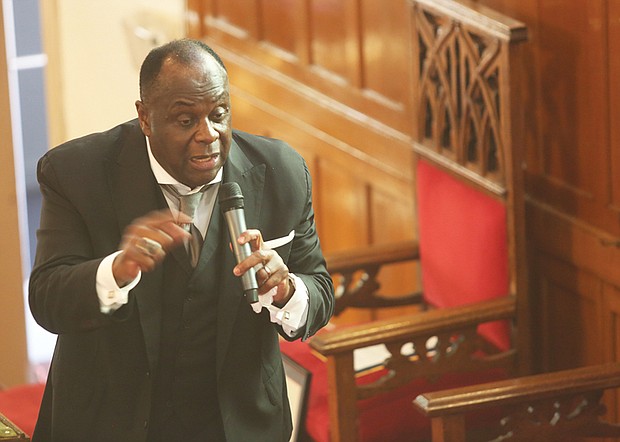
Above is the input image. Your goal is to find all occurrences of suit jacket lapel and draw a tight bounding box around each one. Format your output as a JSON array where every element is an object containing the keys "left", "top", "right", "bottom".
[
  {"left": 104, "top": 121, "right": 166, "bottom": 373},
  {"left": 216, "top": 139, "right": 266, "bottom": 377}
]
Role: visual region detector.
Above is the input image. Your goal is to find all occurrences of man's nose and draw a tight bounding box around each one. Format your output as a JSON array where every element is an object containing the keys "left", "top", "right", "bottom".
[{"left": 195, "top": 118, "right": 219, "bottom": 143}]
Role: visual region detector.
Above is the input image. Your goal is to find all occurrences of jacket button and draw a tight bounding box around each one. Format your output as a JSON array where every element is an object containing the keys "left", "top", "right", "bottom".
[{"left": 143, "top": 420, "right": 149, "bottom": 429}]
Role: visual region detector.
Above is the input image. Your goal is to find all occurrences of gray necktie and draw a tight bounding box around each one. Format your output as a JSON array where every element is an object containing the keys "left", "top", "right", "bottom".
[{"left": 162, "top": 185, "right": 207, "bottom": 267}]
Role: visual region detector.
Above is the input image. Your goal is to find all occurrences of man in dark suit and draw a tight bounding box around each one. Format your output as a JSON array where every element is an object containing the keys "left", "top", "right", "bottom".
[{"left": 28, "top": 39, "right": 334, "bottom": 441}]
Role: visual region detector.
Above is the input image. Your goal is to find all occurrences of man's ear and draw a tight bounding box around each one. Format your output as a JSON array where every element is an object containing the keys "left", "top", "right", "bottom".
[{"left": 135, "top": 100, "right": 151, "bottom": 136}]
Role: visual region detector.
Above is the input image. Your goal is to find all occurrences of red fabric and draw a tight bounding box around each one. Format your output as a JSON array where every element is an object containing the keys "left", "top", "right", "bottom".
[
  {"left": 416, "top": 159, "right": 510, "bottom": 351},
  {"left": 281, "top": 339, "right": 506, "bottom": 442},
  {"left": 281, "top": 161, "right": 515, "bottom": 440},
  {"left": 0, "top": 383, "right": 45, "bottom": 438}
]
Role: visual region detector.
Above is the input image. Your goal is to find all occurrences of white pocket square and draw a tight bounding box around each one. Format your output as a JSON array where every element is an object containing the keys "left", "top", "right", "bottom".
[{"left": 263, "top": 230, "right": 295, "bottom": 250}]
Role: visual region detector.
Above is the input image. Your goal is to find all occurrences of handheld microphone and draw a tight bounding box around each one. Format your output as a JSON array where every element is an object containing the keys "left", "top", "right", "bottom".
[{"left": 219, "top": 182, "right": 259, "bottom": 304}]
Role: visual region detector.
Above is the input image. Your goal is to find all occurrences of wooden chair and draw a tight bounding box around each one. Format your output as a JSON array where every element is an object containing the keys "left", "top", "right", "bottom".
[
  {"left": 414, "top": 362, "right": 620, "bottom": 441},
  {"left": 281, "top": 0, "right": 532, "bottom": 440},
  {"left": 0, "top": 383, "right": 44, "bottom": 441}
]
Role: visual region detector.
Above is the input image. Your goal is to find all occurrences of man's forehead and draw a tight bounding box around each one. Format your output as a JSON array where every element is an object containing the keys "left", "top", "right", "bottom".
[{"left": 149, "top": 60, "right": 228, "bottom": 101}]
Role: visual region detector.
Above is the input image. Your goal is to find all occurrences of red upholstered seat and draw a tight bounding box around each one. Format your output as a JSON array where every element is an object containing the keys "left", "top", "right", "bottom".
[
  {"left": 280, "top": 161, "right": 514, "bottom": 441},
  {"left": 416, "top": 159, "right": 510, "bottom": 351},
  {"left": 0, "top": 383, "right": 45, "bottom": 438},
  {"left": 281, "top": 338, "right": 507, "bottom": 442}
]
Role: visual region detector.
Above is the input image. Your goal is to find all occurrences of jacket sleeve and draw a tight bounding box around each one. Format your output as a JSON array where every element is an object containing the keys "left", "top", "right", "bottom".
[
  {"left": 29, "top": 153, "right": 112, "bottom": 334},
  {"left": 280, "top": 161, "right": 334, "bottom": 341}
]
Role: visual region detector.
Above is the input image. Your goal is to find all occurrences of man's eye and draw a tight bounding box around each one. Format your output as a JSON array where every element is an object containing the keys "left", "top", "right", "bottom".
[
  {"left": 179, "top": 118, "right": 194, "bottom": 127},
  {"left": 212, "top": 107, "right": 228, "bottom": 122}
]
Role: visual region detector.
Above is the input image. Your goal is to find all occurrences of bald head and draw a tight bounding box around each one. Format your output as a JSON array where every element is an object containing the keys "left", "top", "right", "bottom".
[{"left": 139, "top": 39, "right": 227, "bottom": 104}]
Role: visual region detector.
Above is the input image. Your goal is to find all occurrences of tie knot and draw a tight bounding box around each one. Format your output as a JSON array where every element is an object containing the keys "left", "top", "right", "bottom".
[
  {"left": 179, "top": 192, "right": 203, "bottom": 218},
  {"left": 161, "top": 184, "right": 208, "bottom": 219}
]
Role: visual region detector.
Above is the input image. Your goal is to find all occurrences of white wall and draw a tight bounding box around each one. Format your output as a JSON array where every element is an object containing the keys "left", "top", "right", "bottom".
[{"left": 52, "top": 0, "right": 185, "bottom": 142}]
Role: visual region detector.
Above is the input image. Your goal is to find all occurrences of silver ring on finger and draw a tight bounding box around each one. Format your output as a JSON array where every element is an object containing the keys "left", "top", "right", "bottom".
[
  {"left": 136, "top": 237, "right": 162, "bottom": 257},
  {"left": 262, "top": 264, "right": 272, "bottom": 278}
]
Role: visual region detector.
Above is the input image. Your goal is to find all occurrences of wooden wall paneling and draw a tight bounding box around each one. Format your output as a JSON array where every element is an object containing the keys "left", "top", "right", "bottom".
[
  {"left": 227, "top": 82, "right": 416, "bottom": 244},
  {"left": 316, "top": 159, "right": 370, "bottom": 252},
  {"left": 225, "top": 83, "right": 415, "bottom": 230},
  {"left": 211, "top": 0, "right": 260, "bottom": 39},
  {"left": 369, "top": 185, "right": 421, "bottom": 321},
  {"left": 318, "top": 159, "right": 374, "bottom": 325},
  {"left": 260, "top": 0, "right": 311, "bottom": 64},
  {"left": 194, "top": 0, "right": 413, "bottom": 134},
  {"left": 609, "top": 0, "right": 620, "bottom": 213},
  {"left": 534, "top": 253, "right": 604, "bottom": 373},
  {"left": 359, "top": 0, "right": 411, "bottom": 107},
  {"left": 343, "top": 0, "right": 363, "bottom": 88},
  {"left": 186, "top": 0, "right": 204, "bottom": 39},
  {"left": 308, "top": 0, "right": 351, "bottom": 83},
  {"left": 525, "top": 0, "right": 617, "bottom": 235},
  {"left": 527, "top": 200, "right": 620, "bottom": 291},
  {"left": 220, "top": 46, "right": 414, "bottom": 181}
]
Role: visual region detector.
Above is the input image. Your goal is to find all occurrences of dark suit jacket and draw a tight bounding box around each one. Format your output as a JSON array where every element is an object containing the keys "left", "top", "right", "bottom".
[{"left": 28, "top": 119, "right": 334, "bottom": 442}]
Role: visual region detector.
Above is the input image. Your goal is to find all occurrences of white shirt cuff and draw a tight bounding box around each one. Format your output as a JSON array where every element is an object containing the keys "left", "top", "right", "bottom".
[
  {"left": 96, "top": 251, "right": 141, "bottom": 314},
  {"left": 251, "top": 273, "right": 309, "bottom": 337}
]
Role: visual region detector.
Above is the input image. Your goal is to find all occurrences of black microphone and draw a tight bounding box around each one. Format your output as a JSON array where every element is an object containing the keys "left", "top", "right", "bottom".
[{"left": 219, "top": 182, "right": 259, "bottom": 304}]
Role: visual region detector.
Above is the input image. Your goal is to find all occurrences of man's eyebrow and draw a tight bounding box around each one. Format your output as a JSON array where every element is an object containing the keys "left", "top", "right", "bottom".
[
  {"left": 169, "top": 90, "right": 230, "bottom": 111},
  {"left": 170, "top": 99, "right": 196, "bottom": 109}
]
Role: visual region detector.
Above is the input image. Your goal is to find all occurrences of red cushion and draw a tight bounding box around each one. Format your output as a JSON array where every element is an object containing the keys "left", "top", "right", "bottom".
[
  {"left": 281, "top": 339, "right": 506, "bottom": 441},
  {"left": 416, "top": 159, "right": 510, "bottom": 351},
  {"left": 0, "top": 383, "right": 45, "bottom": 438}
]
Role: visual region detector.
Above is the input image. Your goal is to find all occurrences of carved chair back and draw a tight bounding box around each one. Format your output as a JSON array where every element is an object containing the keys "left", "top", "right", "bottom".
[{"left": 411, "top": 0, "right": 529, "bottom": 362}]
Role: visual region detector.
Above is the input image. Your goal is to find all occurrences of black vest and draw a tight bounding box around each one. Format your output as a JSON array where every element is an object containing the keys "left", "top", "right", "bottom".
[{"left": 149, "top": 209, "right": 227, "bottom": 441}]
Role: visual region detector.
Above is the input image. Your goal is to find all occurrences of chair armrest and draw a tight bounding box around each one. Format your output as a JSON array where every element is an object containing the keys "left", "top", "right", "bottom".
[
  {"left": 325, "top": 239, "right": 420, "bottom": 274},
  {"left": 308, "top": 295, "right": 517, "bottom": 435},
  {"left": 414, "top": 362, "right": 620, "bottom": 440},
  {"left": 310, "top": 296, "right": 515, "bottom": 356},
  {"left": 325, "top": 240, "right": 423, "bottom": 314},
  {"left": 415, "top": 362, "right": 620, "bottom": 416}
]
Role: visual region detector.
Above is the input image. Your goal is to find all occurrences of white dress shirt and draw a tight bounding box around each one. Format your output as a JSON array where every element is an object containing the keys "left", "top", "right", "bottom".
[{"left": 96, "top": 139, "right": 309, "bottom": 337}]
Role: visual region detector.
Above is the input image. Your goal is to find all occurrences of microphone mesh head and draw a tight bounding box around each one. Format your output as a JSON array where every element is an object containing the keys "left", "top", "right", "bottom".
[{"left": 219, "top": 182, "right": 244, "bottom": 211}]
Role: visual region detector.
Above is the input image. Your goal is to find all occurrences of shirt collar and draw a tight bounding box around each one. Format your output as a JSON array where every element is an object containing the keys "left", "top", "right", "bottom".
[{"left": 146, "top": 137, "right": 223, "bottom": 195}]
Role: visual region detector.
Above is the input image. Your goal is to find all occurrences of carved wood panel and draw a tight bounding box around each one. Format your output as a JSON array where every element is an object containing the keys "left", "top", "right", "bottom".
[{"left": 414, "top": 3, "right": 514, "bottom": 189}]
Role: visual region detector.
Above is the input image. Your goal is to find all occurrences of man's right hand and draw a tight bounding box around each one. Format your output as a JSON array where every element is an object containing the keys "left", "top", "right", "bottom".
[{"left": 112, "top": 209, "right": 191, "bottom": 287}]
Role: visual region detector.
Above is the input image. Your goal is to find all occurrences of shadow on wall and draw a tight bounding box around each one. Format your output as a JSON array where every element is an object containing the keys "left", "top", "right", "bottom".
[{"left": 123, "top": 9, "right": 185, "bottom": 70}]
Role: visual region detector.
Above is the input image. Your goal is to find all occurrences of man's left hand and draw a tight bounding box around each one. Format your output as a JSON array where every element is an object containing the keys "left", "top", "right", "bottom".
[{"left": 232, "top": 229, "right": 294, "bottom": 307}]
